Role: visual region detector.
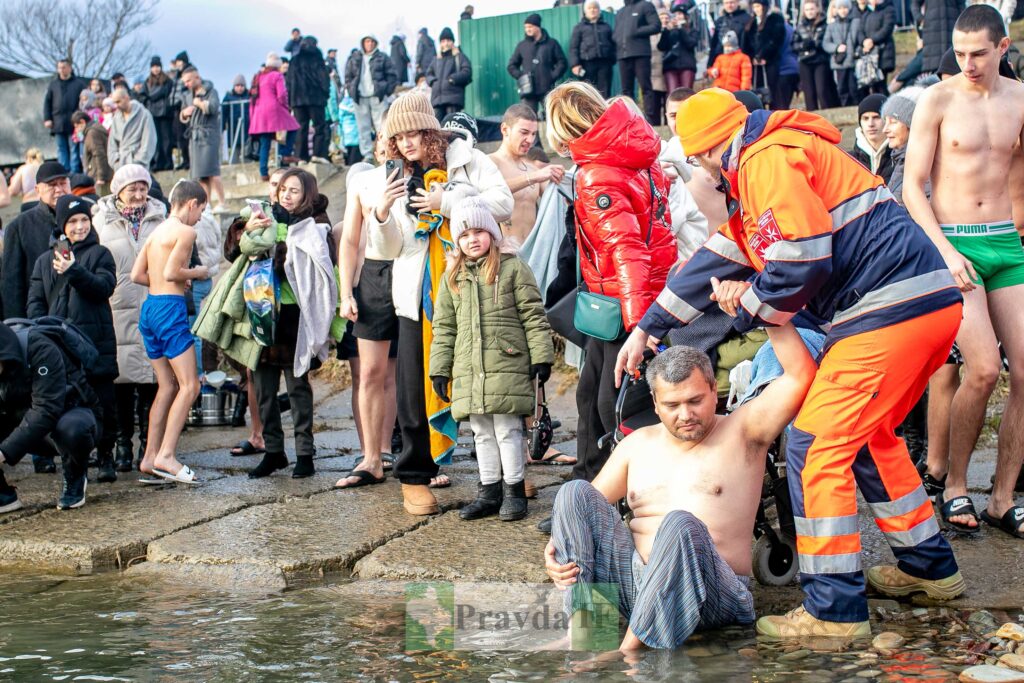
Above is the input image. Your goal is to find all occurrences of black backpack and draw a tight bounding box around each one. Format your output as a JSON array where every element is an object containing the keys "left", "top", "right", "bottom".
[{"left": 5, "top": 316, "right": 100, "bottom": 378}]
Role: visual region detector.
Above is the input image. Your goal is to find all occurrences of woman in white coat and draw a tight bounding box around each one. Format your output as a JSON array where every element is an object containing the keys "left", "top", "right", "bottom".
[
  {"left": 93, "top": 163, "right": 168, "bottom": 472},
  {"left": 365, "top": 92, "right": 513, "bottom": 516}
]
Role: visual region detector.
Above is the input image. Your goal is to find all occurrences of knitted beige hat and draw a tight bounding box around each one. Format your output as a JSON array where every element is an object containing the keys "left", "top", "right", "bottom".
[
  {"left": 451, "top": 196, "right": 502, "bottom": 245},
  {"left": 385, "top": 92, "right": 440, "bottom": 138},
  {"left": 110, "top": 163, "right": 152, "bottom": 198}
]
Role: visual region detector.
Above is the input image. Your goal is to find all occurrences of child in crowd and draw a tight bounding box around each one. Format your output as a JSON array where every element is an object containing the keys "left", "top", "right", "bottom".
[
  {"left": 708, "top": 31, "right": 752, "bottom": 92},
  {"left": 429, "top": 197, "right": 554, "bottom": 522},
  {"left": 129, "top": 180, "right": 209, "bottom": 484}
]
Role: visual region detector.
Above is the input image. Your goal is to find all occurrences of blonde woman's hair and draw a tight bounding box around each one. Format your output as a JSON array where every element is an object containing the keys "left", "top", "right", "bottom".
[
  {"left": 446, "top": 235, "right": 501, "bottom": 295},
  {"left": 25, "top": 148, "right": 43, "bottom": 164},
  {"left": 544, "top": 81, "right": 608, "bottom": 154}
]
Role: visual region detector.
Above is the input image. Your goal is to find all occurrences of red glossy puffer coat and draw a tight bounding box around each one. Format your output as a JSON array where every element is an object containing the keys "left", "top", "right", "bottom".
[{"left": 569, "top": 99, "right": 678, "bottom": 332}]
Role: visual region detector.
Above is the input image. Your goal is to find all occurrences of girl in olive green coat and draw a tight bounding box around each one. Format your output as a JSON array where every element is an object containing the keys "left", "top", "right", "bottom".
[{"left": 429, "top": 197, "right": 554, "bottom": 522}]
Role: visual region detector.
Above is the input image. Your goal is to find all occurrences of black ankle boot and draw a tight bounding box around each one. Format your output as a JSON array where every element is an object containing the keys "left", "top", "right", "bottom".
[
  {"left": 499, "top": 480, "right": 528, "bottom": 522},
  {"left": 460, "top": 481, "right": 503, "bottom": 520},
  {"left": 96, "top": 452, "right": 117, "bottom": 483},
  {"left": 231, "top": 392, "right": 248, "bottom": 427},
  {"left": 32, "top": 454, "right": 57, "bottom": 474},
  {"left": 114, "top": 442, "right": 133, "bottom": 472},
  {"left": 291, "top": 455, "right": 315, "bottom": 479},
  {"left": 249, "top": 452, "right": 289, "bottom": 479}
]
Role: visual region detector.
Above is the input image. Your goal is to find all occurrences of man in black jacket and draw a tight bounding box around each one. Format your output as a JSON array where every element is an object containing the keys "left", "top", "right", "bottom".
[
  {"left": 416, "top": 28, "right": 437, "bottom": 81},
  {"left": 345, "top": 35, "right": 400, "bottom": 161},
  {"left": 2, "top": 162, "right": 69, "bottom": 321},
  {"left": 0, "top": 320, "right": 100, "bottom": 512},
  {"left": 613, "top": 0, "right": 662, "bottom": 125},
  {"left": 427, "top": 28, "right": 473, "bottom": 120},
  {"left": 508, "top": 14, "right": 569, "bottom": 114},
  {"left": 43, "top": 60, "right": 88, "bottom": 174},
  {"left": 570, "top": 0, "right": 616, "bottom": 98},
  {"left": 287, "top": 36, "right": 331, "bottom": 161},
  {"left": 708, "top": 0, "right": 751, "bottom": 64},
  {"left": 391, "top": 34, "right": 412, "bottom": 84}
]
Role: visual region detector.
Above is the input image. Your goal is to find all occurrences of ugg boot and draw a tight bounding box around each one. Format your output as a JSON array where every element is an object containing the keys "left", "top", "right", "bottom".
[
  {"left": 524, "top": 479, "right": 537, "bottom": 499},
  {"left": 460, "top": 481, "right": 503, "bottom": 520},
  {"left": 248, "top": 452, "right": 289, "bottom": 479},
  {"left": 402, "top": 483, "right": 439, "bottom": 515},
  {"left": 291, "top": 455, "right": 315, "bottom": 479},
  {"left": 499, "top": 480, "right": 528, "bottom": 522},
  {"left": 96, "top": 451, "right": 117, "bottom": 483}
]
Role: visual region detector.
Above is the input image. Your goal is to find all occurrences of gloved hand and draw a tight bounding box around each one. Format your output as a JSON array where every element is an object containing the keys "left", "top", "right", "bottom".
[
  {"left": 431, "top": 375, "right": 451, "bottom": 403},
  {"left": 529, "top": 363, "right": 552, "bottom": 384}
]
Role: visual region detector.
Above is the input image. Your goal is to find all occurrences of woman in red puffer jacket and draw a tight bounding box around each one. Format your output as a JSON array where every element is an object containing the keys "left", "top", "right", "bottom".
[{"left": 546, "top": 82, "right": 677, "bottom": 484}]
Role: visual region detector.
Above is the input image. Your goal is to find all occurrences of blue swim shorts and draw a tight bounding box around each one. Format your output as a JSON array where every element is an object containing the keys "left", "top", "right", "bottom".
[{"left": 139, "top": 294, "right": 194, "bottom": 360}]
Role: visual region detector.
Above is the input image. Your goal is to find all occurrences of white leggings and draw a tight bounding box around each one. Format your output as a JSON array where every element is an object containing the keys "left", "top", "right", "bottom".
[{"left": 469, "top": 414, "right": 525, "bottom": 485}]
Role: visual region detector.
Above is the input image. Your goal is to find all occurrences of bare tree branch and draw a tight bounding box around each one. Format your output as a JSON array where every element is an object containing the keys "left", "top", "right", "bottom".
[{"left": 0, "top": 0, "right": 159, "bottom": 78}]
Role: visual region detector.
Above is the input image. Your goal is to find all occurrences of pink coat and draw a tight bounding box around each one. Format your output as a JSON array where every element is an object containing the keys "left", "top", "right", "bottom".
[{"left": 248, "top": 69, "right": 299, "bottom": 135}]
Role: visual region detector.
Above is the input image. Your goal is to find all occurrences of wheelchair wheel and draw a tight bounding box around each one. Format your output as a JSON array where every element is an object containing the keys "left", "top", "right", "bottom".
[{"left": 752, "top": 533, "right": 799, "bottom": 586}]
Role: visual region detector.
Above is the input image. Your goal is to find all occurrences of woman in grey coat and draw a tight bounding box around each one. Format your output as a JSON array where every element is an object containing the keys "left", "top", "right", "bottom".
[
  {"left": 180, "top": 66, "right": 224, "bottom": 207},
  {"left": 823, "top": 0, "right": 861, "bottom": 106}
]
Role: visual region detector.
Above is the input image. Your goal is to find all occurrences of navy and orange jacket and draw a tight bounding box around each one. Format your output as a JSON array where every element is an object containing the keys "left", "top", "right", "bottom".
[
  {"left": 639, "top": 109, "right": 961, "bottom": 347},
  {"left": 569, "top": 99, "right": 677, "bottom": 332}
]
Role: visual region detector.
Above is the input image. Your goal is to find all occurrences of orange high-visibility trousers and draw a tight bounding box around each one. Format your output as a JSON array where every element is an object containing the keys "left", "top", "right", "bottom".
[{"left": 786, "top": 304, "right": 962, "bottom": 623}]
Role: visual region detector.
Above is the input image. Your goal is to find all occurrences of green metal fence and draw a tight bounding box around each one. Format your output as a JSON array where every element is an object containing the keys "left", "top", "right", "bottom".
[{"left": 459, "top": 6, "right": 618, "bottom": 119}]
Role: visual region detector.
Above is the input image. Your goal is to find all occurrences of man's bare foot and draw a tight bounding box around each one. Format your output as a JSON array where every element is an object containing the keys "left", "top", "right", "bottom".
[
  {"left": 152, "top": 455, "right": 185, "bottom": 476},
  {"left": 941, "top": 486, "right": 979, "bottom": 529},
  {"left": 334, "top": 455, "right": 385, "bottom": 488},
  {"left": 429, "top": 473, "right": 451, "bottom": 488}
]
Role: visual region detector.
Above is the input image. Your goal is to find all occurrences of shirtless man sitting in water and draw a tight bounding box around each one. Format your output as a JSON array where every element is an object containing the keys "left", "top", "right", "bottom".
[
  {"left": 130, "top": 180, "right": 208, "bottom": 484},
  {"left": 904, "top": 4, "right": 1024, "bottom": 539},
  {"left": 544, "top": 303, "right": 817, "bottom": 651}
]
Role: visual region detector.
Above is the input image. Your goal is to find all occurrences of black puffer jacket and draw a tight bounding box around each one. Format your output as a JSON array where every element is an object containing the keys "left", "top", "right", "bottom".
[
  {"left": 26, "top": 229, "right": 118, "bottom": 379},
  {"left": 1, "top": 202, "right": 59, "bottom": 320},
  {"left": 709, "top": 8, "right": 751, "bottom": 62},
  {"left": 142, "top": 75, "right": 173, "bottom": 118},
  {"left": 792, "top": 16, "right": 829, "bottom": 64},
  {"left": 613, "top": 0, "right": 662, "bottom": 59},
  {"left": 743, "top": 12, "right": 786, "bottom": 63},
  {"left": 416, "top": 32, "right": 437, "bottom": 78},
  {"left": 859, "top": 0, "right": 897, "bottom": 72},
  {"left": 913, "top": 0, "right": 964, "bottom": 72},
  {"left": 569, "top": 17, "right": 615, "bottom": 65},
  {"left": 0, "top": 322, "right": 98, "bottom": 465},
  {"left": 287, "top": 39, "right": 330, "bottom": 107},
  {"left": 507, "top": 30, "right": 568, "bottom": 99},
  {"left": 344, "top": 49, "right": 399, "bottom": 103},
  {"left": 427, "top": 50, "right": 473, "bottom": 107},
  {"left": 657, "top": 25, "right": 699, "bottom": 71},
  {"left": 391, "top": 35, "right": 411, "bottom": 80},
  {"left": 43, "top": 74, "right": 88, "bottom": 136}
]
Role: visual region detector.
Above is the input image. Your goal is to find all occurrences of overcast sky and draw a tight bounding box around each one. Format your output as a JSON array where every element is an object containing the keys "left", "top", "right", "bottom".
[{"left": 146, "top": 0, "right": 550, "bottom": 90}]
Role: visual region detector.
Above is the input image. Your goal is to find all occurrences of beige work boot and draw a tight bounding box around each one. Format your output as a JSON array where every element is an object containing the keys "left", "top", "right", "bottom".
[
  {"left": 402, "top": 484, "right": 439, "bottom": 516},
  {"left": 866, "top": 565, "right": 965, "bottom": 601},
  {"left": 756, "top": 606, "right": 870, "bottom": 638}
]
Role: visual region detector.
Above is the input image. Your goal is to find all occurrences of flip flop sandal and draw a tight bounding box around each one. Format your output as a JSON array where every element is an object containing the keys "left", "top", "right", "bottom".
[
  {"left": 353, "top": 453, "right": 395, "bottom": 471},
  {"left": 230, "top": 440, "right": 265, "bottom": 457},
  {"left": 138, "top": 476, "right": 166, "bottom": 486},
  {"left": 429, "top": 474, "right": 451, "bottom": 489},
  {"left": 333, "top": 469, "right": 387, "bottom": 490},
  {"left": 937, "top": 492, "right": 981, "bottom": 534},
  {"left": 531, "top": 448, "right": 578, "bottom": 466},
  {"left": 979, "top": 506, "right": 1024, "bottom": 539},
  {"left": 152, "top": 465, "right": 200, "bottom": 485}
]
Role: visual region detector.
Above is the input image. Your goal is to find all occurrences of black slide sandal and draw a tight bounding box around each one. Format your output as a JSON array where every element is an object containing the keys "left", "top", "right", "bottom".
[
  {"left": 230, "top": 440, "right": 265, "bottom": 456},
  {"left": 937, "top": 492, "right": 981, "bottom": 534},
  {"left": 979, "top": 506, "right": 1024, "bottom": 539},
  {"left": 334, "top": 470, "right": 386, "bottom": 490}
]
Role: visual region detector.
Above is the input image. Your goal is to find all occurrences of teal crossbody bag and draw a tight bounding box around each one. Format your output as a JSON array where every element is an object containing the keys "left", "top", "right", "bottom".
[{"left": 572, "top": 171, "right": 657, "bottom": 342}]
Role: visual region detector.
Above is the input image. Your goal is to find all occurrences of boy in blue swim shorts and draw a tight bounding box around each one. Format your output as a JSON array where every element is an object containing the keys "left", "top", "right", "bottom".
[{"left": 130, "top": 180, "right": 210, "bottom": 485}]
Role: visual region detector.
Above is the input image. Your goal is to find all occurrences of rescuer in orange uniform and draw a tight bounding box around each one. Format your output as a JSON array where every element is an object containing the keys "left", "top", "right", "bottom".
[{"left": 616, "top": 88, "right": 966, "bottom": 637}]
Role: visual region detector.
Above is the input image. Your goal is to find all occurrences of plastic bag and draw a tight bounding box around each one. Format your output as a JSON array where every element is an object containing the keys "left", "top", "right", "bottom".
[{"left": 243, "top": 257, "right": 277, "bottom": 346}]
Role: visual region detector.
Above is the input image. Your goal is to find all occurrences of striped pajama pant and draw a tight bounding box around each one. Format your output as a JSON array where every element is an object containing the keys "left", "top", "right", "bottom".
[{"left": 551, "top": 480, "right": 755, "bottom": 649}]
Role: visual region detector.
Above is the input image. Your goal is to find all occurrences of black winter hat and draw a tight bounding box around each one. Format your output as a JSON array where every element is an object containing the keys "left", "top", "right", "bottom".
[
  {"left": 733, "top": 90, "right": 765, "bottom": 113},
  {"left": 150, "top": 55, "right": 162, "bottom": 67},
  {"left": 55, "top": 194, "right": 94, "bottom": 231},
  {"left": 937, "top": 48, "right": 960, "bottom": 77},
  {"left": 174, "top": 51, "right": 189, "bottom": 64},
  {"left": 36, "top": 161, "right": 69, "bottom": 185},
  {"left": 525, "top": 13, "right": 542, "bottom": 27},
  {"left": 441, "top": 111, "right": 479, "bottom": 143},
  {"left": 439, "top": 27, "right": 455, "bottom": 42},
  {"left": 857, "top": 93, "right": 887, "bottom": 118}
]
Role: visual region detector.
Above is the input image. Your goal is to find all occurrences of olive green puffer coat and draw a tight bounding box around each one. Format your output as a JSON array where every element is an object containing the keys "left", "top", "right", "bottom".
[{"left": 429, "top": 254, "right": 554, "bottom": 421}]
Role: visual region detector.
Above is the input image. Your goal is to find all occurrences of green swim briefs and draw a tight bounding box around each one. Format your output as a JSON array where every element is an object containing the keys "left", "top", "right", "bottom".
[{"left": 941, "top": 221, "right": 1024, "bottom": 292}]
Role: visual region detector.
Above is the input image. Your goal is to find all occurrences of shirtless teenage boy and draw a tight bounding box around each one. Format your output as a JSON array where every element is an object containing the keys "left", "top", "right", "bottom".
[
  {"left": 544, "top": 319, "right": 816, "bottom": 650},
  {"left": 904, "top": 4, "right": 1024, "bottom": 539},
  {"left": 489, "top": 104, "right": 565, "bottom": 243},
  {"left": 129, "top": 180, "right": 209, "bottom": 484}
]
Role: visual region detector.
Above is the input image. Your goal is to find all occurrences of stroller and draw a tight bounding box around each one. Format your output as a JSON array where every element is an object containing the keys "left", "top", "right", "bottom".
[{"left": 604, "top": 353, "right": 799, "bottom": 587}]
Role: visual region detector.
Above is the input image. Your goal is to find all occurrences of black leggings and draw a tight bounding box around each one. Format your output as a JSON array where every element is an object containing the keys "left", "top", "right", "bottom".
[
  {"left": 115, "top": 383, "right": 156, "bottom": 447},
  {"left": 618, "top": 56, "right": 655, "bottom": 125},
  {"left": 90, "top": 376, "right": 118, "bottom": 455},
  {"left": 292, "top": 104, "right": 328, "bottom": 160},
  {"left": 798, "top": 61, "right": 839, "bottom": 111},
  {"left": 573, "top": 337, "right": 625, "bottom": 483}
]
